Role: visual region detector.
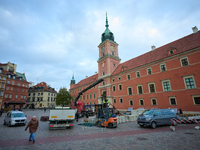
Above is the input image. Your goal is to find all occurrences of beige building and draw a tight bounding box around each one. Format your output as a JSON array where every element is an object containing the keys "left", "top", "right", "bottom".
[
  {"left": 27, "top": 82, "right": 57, "bottom": 108},
  {"left": 0, "top": 68, "right": 7, "bottom": 109}
]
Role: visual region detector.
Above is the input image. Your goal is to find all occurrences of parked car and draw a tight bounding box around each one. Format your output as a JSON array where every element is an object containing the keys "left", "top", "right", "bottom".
[
  {"left": 137, "top": 108, "right": 177, "bottom": 129},
  {"left": 3, "top": 111, "right": 27, "bottom": 127}
]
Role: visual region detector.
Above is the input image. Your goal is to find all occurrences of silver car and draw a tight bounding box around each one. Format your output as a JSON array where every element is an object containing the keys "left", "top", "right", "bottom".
[{"left": 3, "top": 111, "right": 27, "bottom": 127}]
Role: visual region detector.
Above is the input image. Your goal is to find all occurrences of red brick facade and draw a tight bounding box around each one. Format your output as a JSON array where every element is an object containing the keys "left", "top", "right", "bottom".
[{"left": 70, "top": 24, "right": 200, "bottom": 112}]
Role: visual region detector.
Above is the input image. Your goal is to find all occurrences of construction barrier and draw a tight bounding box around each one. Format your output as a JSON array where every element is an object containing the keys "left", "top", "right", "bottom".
[{"left": 171, "top": 118, "right": 200, "bottom": 126}]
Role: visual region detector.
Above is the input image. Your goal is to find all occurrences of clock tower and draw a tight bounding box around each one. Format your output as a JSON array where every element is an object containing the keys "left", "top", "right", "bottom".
[{"left": 97, "top": 13, "right": 121, "bottom": 103}]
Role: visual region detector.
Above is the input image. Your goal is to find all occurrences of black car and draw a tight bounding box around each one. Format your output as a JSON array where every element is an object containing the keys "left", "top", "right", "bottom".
[{"left": 137, "top": 108, "right": 177, "bottom": 129}]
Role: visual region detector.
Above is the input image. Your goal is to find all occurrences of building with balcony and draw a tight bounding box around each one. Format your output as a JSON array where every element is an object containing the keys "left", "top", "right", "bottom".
[{"left": 27, "top": 82, "right": 57, "bottom": 108}]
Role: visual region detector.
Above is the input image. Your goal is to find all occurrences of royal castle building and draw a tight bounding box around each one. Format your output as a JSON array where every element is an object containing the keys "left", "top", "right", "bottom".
[{"left": 70, "top": 15, "right": 200, "bottom": 113}]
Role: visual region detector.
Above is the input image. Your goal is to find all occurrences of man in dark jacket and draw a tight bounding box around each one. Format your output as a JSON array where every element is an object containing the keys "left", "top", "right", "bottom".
[{"left": 25, "top": 116, "right": 39, "bottom": 143}]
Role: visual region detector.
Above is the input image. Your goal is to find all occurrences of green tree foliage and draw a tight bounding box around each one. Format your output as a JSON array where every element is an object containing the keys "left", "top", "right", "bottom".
[{"left": 56, "top": 88, "right": 72, "bottom": 106}]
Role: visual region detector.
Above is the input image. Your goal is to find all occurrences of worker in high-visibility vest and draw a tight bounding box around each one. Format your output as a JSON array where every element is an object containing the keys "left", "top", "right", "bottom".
[{"left": 103, "top": 98, "right": 109, "bottom": 108}]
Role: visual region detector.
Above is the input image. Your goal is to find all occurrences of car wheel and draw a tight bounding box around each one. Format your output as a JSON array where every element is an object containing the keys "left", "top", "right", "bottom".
[
  {"left": 151, "top": 122, "right": 156, "bottom": 129},
  {"left": 108, "top": 123, "right": 113, "bottom": 128},
  {"left": 8, "top": 122, "right": 11, "bottom": 127},
  {"left": 96, "top": 121, "right": 101, "bottom": 127},
  {"left": 139, "top": 124, "right": 144, "bottom": 127},
  {"left": 3, "top": 120, "right": 6, "bottom": 125}
]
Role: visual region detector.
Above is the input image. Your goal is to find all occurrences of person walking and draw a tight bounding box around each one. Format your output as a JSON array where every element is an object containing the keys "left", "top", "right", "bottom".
[
  {"left": 75, "top": 111, "right": 79, "bottom": 122},
  {"left": 0, "top": 108, "right": 3, "bottom": 117},
  {"left": 25, "top": 116, "right": 39, "bottom": 143},
  {"left": 44, "top": 107, "right": 46, "bottom": 113}
]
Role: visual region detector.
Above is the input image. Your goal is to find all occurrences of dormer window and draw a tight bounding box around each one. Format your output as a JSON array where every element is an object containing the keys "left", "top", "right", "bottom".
[
  {"left": 8, "top": 75, "right": 11, "bottom": 78},
  {"left": 167, "top": 46, "right": 177, "bottom": 55}
]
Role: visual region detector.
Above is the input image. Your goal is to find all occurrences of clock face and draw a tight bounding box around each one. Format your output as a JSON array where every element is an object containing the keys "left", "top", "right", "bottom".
[
  {"left": 111, "top": 45, "right": 115, "bottom": 51},
  {"left": 102, "top": 46, "right": 105, "bottom": 52}
]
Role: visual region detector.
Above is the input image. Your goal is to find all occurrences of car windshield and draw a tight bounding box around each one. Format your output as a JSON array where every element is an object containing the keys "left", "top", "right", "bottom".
[
  {"left": 12, "top": 113, "right": 25, "bottom": 118},
  {"left": 142, "top": 109, "right": 154, "bottom": 115}
]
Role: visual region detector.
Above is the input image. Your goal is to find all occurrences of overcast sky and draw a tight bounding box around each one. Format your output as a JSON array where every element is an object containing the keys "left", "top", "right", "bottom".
[{"left": 1, "top": 0, "right": 200, "bottom": 91}]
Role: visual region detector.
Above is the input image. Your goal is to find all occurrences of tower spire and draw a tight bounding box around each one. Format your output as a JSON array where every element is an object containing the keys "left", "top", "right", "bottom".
[{"left": 105, "top": 12, "right": 109, "bottom": 29}]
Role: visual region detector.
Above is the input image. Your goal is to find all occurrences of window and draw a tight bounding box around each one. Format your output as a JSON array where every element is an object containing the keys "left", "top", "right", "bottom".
[
  {"left": 118, "top": 84, "right": 122, "bottom": 90},
  {"left": 48, "top": 97, "right": 50, "bottom": 101},
  {"left": 17, "top": 83, "right": 20, "bottom": 86},
  {"left": 22, "top": 89, "right": 24, "bottom": 92},
  {"left": 112, "top": 78, "right": 115, "bottom": 82},
  {"left": 3, "top": 77, "right": 6, "bottom": 80},
  {"left": 103, "top": 81, "right": 105, "bottom": 85},
  {"left": 24, "top": 96, "right": 26, "bottom": 99},
  {"left": 147, "top": 68, "right": 152, "bottom": 75},
  {"left": 120, "top": 98, "right": 123, "bottom": 103},
  {"left": 113, "top": 63, "right": 116, "bottom": 67},
  {"left": 118, "top": 76, "right": 121, "bottom": 80},
  {"left": 11, "top": 87, "right": 13, "bottom": 91},
  {"left": 5, "top": 94, "right": 8, "bottom": 98},
  {"left": 87, "top": 94, "right": 88, "bottom": 99},
  {"left": 7, "top": 81, "right": 10, "bottom": 84},
  {"left": 102, "top": 71, "right": 105, "bottom": 76},
  {"left": 160, "top": 64, "right": 166, "bottom": 72},
  {"left": 127, "top": 87, "right": 132, "bottom": 95},
  {"left": 41, "top": 93, "right": 43, "bottom": 95},
  {"left": 113, "top": 98, "right": 116, "bottom": 103},
  {"left": 169, "top": 97, "right": 177, "bottom": 105},
  {"left": 148, "top": 83, "right": 155, "bottom": 93},
  {"left": 93, "top": 93, "right": 95, "bottom": 99},
  {"left": 37, "top": 98, "right": 39, "bottom": 101},
  {"left": 12, "top": 81, "right": 14, "bottom": 85},
  {"left": 112, "top": 85, "right": 115, "bottom": 91},
  {"left": 136, "top": 71, "right": 140, "bottom": 78},
  {"left": 127, "top": 74, "right": 131, "bottom": 80},
  {"left": 192, "top": 95, "right": 200, "bottom": 105},
  {"left": 32, "top": 97, "right": 35, "bottom": 102},
  {"left": 183, "top": 75, "right": 195, "bottom": 89},
  {"left": 137, "top": 85, "right": 143, "bottom": 94},
  {"left": 180, "top": 57, "right": 189, "bottom": 66},
  {"left": 9, "top": 94, "right": 12, "bottom": 98},
  {"left": 151, "top": 98, "right": 157, "bottom": 105},
  {"left": 0, "top": 91, "right": 2, "bottom": 96},
  {"left": 1, "top": 83, "right": 4, "bottom": 88},
  {"left": 21, "top": 95, "right": 23, "bottom": 99},
  {"left": 129, "top": 99, "right": 133, "bottom": 106},
  {"left": 162, "top": 80, "right": 171, "bottom": 91},
  {"left": 38, "top": 93, "right": 40, "bottom": 96},
  {"left": 139, "top": 99, "right": 144, "bottom": 105},
  {"left": 90, "top": 94, "right": 91, "bottom": 99},
  {"left": 6, "top": 87, "right": 9, "bottom": 90}
]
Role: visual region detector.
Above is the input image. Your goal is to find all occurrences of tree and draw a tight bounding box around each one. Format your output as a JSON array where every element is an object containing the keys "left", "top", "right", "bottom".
[{"left": 56, "top": 88, "right": 72, "bottom": 106}]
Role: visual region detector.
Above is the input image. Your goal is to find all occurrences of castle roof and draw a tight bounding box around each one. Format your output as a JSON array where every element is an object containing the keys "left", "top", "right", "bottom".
[{"left": 112, "top": 31, "right": 200, "bottom": 76}]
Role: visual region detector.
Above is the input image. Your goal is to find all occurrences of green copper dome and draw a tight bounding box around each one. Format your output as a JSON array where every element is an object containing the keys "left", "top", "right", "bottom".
[
  {"left": 101, "top": 13, "right": 115, "bottom": 43},
  {"left": 70, "top": 74, "right": 75, "bottom": 84}
]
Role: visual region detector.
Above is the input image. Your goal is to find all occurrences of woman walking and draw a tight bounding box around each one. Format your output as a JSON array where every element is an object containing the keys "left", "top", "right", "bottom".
[{"left": 25, "top": 116, "right": 39, "bottom": 143}]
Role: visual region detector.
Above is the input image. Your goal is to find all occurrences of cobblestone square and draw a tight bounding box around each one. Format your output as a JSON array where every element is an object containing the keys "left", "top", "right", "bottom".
[{"left": 0, "top": 109, "right": 199, "bottom": 150}]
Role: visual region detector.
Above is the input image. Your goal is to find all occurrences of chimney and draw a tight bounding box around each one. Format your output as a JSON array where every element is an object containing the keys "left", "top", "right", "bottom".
[
  {"left": 95, "top": 72, "right": 97, "bottom": 74},
  {"left": 192, "top": 26, "right": 198, "bottom": 34},
  {"left": 151, "top": 45, "right": 156, "bottom": 51},
  {"left": 86, "top": 76, "right": 88, "bottom": 78}
]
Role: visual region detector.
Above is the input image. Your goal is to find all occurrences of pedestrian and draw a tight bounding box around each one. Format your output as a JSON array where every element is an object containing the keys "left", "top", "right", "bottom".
[
  {"left": 75, "top": 111, "right": 79, "bottom": 122},
  {"left": 44, "top": 107, "right": 46, "bottom": 113},
  {"left": 179, "top": 108, "right": 183, "bottom": 114},
  {"left": 0, "top": 108, "right": 3, "bottom": 117},
  {"left": 25, "top": 116, "right": 39, "bottom": 143},
  {"left": 86, "top": 110, "right": 89, "bottom": 118}
]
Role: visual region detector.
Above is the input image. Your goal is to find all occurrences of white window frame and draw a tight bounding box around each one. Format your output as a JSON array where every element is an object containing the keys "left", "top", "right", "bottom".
[
  {"left": 129, "top": 99, "right": 133, "bottom": 106},
  {"left": 151, "top": 98, "right": 157, "bottom": 105},
  {"left": 137, "top": 84, "right": 143, "bottom": 94},
  {"left": 160, "top": 63, "right": 167, "bottom": 72},
  {"left": 136, "top": 71, "right": 140, "bottom": 78},
  {"left": 169, "top": 96, "right": 177, "bottom": 105},
  {"left": 118, "top": 84, "right": 122, "bottom": 91},
  {"left": 162, "top": 79, "right": 171, "bottom": 92},
  {"left": 148, "top": 82, "right": 156, "bottom": 93},
  {"left": 180, "top": 57, "right": 189, "bottom": 67},
  {"left": 127, "top": 74, "right": 131, "bottom": 80},
  {"left": 147, "top": 67, "right": 152, "bottom": 75},
  {"left": 183, "top": 75, "right": 196, "bottom": 89},
  {"left": 139, "top": 99, "right": 144, "bottom": 106},
  {"left": 127, "top": 86, "right": 132, "bottom": 95},
  {"left": 192, "top": 95, "right": 200, "bottom": 105},
  {"left": 119, "top": 98, "right": 123, "bottom": 103}
]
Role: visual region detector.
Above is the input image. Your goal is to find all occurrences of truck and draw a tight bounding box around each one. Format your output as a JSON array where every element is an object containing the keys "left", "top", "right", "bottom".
[
  {"left": 49, "top": 107, "right": 76, "bottom": 130},
  {"left": 71, "top": 102, "right": 94, "bottom": 117}
]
